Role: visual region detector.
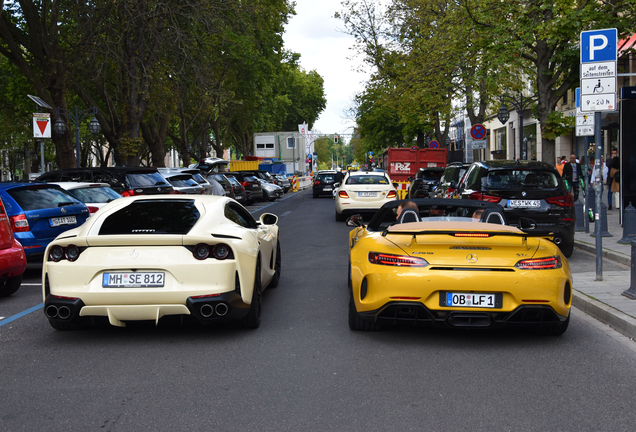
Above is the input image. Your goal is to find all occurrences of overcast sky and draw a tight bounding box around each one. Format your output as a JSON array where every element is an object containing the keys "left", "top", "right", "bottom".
[{"left": 283, "top": 0, "right": 370, "bottom": 138}]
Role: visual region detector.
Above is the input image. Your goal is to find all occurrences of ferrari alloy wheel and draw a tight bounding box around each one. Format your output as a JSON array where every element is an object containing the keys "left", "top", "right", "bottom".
[
  {"left": 348, "top": 292, "right": 382, "bottom": 331},
  {"left": 238, "top": 261, "right": 262, "bottom": 329},
  {"left": 269, "top": 241, "right": 281, "bottom": 288},
  {"left": 0, "top": 274, "right": 22, "bottom": 297}
]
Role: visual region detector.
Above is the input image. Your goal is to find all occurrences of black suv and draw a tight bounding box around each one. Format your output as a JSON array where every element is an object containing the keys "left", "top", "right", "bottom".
[
  {"left": 225, "top": 172, "right": 263, "bottom": 204},
  {"left": 457, "top": 160, "right": 575, "bottom": 257},
  {"left": 313, "top": 170, "right": 339, "bottom": 198},
  {"left": 35, "top": 167, "right": 174, "bottom": 196},
  {"left": 431, "top": 162, "right": 471, "bottom": 198},
  {"left": 408, "top": 167, "right": 445, "bottom": 198}
]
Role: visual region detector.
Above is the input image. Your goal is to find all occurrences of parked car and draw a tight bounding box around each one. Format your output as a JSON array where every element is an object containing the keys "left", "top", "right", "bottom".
[
  {"left": 35, "top": 167, "right": 174, "bottom": 196},
  {"left": 259, "top": 179, "right": 283, "bottom": 201},
  {"left": 431, "top": 162, "right": 471, "bottom": 198},
  {"left": 346, "top": 198, "right": 571, "bottom": 335},
  {"left": 334, "top": 171, "right": 397, "bottom": 221},
  {"left": 225, "top": 172, "right": 264, "bottom": 204},
  {"left": 51, "top": 182, "right": 122, "bottom": 213},
  {"left": 157, "top": 168, "right": 204, "bottom": 195},
  {"left": 273, "top": 174, "right": 291, "bottom": 193},
  {"left": 0, "top": 183, "right": 90, "bottom": 260},
  {"left": 313, "top": 170, "right": 338, "bottom": 198},
  {"left": 408, "top": 167, "right": 445, "bottom": 198},
  {"left": 207, "top": 173, "right": 233, "bottom": 198},
  {"left": 178, "top": 169, "right": 213, "bottom": 195},
  {"left": 227, "top": 176, "right": 247, "bottom": 204},
  {"left": 457, "top": 160, "right": 576, "bottom": 257},
  {"left": 0, "top": 195, "right": 27, "bottom": 297},
  {"left": 42, "top": 195, "right": 281, "bottom": 330}
]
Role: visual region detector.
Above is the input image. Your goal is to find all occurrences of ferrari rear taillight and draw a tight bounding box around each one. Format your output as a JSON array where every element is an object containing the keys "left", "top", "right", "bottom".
[
  {"left": 368, "top": 252, "right": 429, "bottom": 267},
  {"left": 546, "top": 195, "right": 574, "bottom": 207},
  {"left": 10, "top": 214, "right": 30, "bottom": 232},
  {"left": 48, "top": 244, "right": 82, "bottom": 262},
  {"left": 515, "top": 256, "right": 562, "bottom": 270},
  {"left": 339, "top": 191, "right": 349, "bottom": 198},
  {"left": 193, "top": 243, "right": 232, "bottom": 260},
  {"left": 386, "top": 190, "right": 397, "bottom": 198},
  {"left": 469, "top": 191, "right": 501, "bottom": 203},
  {"left": 121, "top": 189, "right": 136, "bottom": 197}
]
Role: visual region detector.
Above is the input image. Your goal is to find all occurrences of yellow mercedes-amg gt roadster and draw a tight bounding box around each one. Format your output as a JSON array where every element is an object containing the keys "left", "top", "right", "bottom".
[{"left": 346, "top": 199, "right": 572, "bottom": 335}]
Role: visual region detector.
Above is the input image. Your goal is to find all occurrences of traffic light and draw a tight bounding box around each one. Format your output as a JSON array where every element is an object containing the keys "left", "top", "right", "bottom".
[{"left": 334, "top": 134, "right": 338, "bottom": 144}]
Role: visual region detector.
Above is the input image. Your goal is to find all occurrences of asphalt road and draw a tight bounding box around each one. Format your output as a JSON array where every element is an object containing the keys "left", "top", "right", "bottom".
[{"left": 2, "top": 191, "right": 636, "bottom": 431}]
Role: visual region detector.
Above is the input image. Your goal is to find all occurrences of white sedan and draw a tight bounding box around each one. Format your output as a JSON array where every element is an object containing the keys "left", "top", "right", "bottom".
[
  {"left": 42, "top": 195, "right": 280, "bottom": 330},
  {"left": 51, "top": 182, "right": 122, "bottom": 213},
  {"left": 334, "top": 171, "right": 397, "bottom": 221}
]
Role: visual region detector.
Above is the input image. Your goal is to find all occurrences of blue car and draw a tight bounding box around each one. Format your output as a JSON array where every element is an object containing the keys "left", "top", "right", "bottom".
[{"left": 0, "top": 183, "right": 90, "bottom": 260}]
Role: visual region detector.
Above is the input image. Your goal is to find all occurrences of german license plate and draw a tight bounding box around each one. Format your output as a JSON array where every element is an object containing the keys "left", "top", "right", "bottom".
[
  {"left": 508, "top": 199, "right": 540, "bottom": 208},
  {"left": 102, "top": 272, "right": 165, "bottom": 288},
  {"left": 359, "top": 191, "right": 377, "bottom": 197},
  {"left": 49, "top": 216, "right": 77, "bottom": 227},
  {"left": 235, "top": 194, "right": 244, "bottom": 200},
  {"left": 323, "top": 187, "right": 332, "bottom": 191},
  {"left": 446, "top": 292, "right": 496, "bottom": 308}
]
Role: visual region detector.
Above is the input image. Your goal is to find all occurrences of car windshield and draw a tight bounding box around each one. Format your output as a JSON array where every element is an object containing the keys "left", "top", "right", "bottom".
[
  {"left": 418, "top": 170, "right": 444, "bottom": 181},
  {"left": 70, "top": 186, "right": 121, "bottom": 204},
  {"left": 127, "top": 171, "right": 169, "bottom": 187},
  {"left": 367, "top": 200, "right": 507, "bottom": 231},
  {"left": 482, "top": 170, "right": 560, "bottom": 190},
  {"left": 8, "top": 186, "right": 82, "bottom": 211},
  {"left": 99, "top": 200, "right": 200, "bottom": 235},
  {"left": 346, "top": 175, "right": 389, "bottom": 185}
]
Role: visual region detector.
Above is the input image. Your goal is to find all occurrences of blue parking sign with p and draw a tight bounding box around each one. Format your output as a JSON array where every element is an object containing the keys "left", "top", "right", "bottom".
[{"left": 581, "top": 29, "right": 617, "bottom": 63}]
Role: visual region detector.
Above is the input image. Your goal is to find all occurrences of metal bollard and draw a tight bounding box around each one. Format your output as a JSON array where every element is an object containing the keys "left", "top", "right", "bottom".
[
  {"left": 619, "top": 203, "right": 636, "bottom": 244},
  {"left": 591, "top": 202, "right": 612, "bottom": 238},
  {"left": 575, "top": 197, "right": 585, "bottom": 232},
  {"left": 622, "top": 239, "right": 636, "bottom": 299}
]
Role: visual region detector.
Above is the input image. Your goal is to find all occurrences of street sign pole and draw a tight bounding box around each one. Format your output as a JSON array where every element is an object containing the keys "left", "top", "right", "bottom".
[{"left": 595, "top": 111, "right": 603, "bottom": 281}]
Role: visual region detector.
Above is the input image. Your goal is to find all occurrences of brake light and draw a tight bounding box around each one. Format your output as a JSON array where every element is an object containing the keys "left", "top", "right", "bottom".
[
  {"left": 87, "top": 206, "right": 100, "bottom": 213},
  {"left": 546, "top": 195, "right": 574, "bottom": 207},
  {"left": 314, "top": 180, "right": 321, "bottom": 185},
  {"left": 454, "top": 233, "right": 490, "bottom": 238},
  {"left": 10, "top": 214, "right": 30, "bottom": 232},
  {"left": 469, "top": 191, "right": 501, "bottom": 203},
  {"left": 121, "top": 189, "right": 136, "bottom": 197},
  {"left": 192, "top": 294, "right": 222, "bottom": 299},
  {"left": 386, "top": 190, "right": 397, "bottom": 198},
  {"left": 339, "top": 191, "right": 349, "bottom": 198},
  {"left": 515, "top": 256, "right": 562, "bottom": 270},
  {"left": 48, "top": 244, "right": 83, "bottom": 262},
  {"left": 169, "top": 190, "right": 184, "bottom": 194},
  {"left": 368, "top": 252, "right": 429, "bottom": 267}
]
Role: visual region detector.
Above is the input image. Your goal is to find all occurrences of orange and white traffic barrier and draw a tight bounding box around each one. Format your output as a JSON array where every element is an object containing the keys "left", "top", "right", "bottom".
[
  {"left": 395, "top": 181, "right": 410, "bottom": 199},
  {"left": 291, "top": 175, "right": 299, "bottom": 192}
]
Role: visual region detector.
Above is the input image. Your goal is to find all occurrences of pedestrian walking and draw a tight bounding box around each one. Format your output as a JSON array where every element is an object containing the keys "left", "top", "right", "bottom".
[
  {"left": 556, "top": 157, "right": 564, "bottom": 176},
  {"left": 207, "top": 175, "right": 226, "bottom": 196},
  {"left": 562, "top": 154, "right": 582, "bottom": 200},
  {"left": 607, "top": 149, "right": 618, "bottom": 209},
  {"left": 609, "top": 157, "right": 620, "bottom": 209}
]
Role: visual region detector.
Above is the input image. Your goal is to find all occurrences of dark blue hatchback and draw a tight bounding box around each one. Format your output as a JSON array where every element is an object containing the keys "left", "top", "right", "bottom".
[{"left": 0, "top": 183, "right": 90, "bottom": 260}]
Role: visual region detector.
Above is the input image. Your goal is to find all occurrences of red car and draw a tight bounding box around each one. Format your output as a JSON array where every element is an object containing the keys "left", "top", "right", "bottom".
[{"left": 0, "top": 196, "right": 26, "bottom": 297}]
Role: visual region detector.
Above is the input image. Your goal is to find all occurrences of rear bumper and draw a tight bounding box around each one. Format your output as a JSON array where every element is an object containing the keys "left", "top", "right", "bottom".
[
  {"left": 0, "top": 240, "right": 26, "bottom": 278},
  {"left": 358, "top": 301, "right": 569, "bottom": 329}
]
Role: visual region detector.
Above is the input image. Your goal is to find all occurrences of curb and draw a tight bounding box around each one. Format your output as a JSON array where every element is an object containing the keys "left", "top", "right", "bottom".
[
  {"left": 573, "top": 290, "right": 636, "bottom": 340},
  {"left": 574, "top": 240, "right": 631, "bottom": 266}
]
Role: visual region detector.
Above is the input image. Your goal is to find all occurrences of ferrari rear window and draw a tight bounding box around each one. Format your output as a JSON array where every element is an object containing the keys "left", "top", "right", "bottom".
[{"left": 99, "top": 200, "right": 199, "bottom": 235}]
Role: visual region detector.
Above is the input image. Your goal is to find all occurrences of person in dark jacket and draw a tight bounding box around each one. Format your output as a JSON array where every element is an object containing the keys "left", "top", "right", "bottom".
[{"left": 562, "top": 154, "right": 583, "bottom": 200}]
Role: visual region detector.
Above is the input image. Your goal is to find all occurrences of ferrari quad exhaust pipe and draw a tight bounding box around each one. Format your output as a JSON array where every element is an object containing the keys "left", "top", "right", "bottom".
[
  {"left": 200, "top": 304, "right": 214, "bottom": 318},
  {"left": 57, "top": 306, "right": 71, "bottom": 320},
  {"left": 45, "top": 305, "right": 59, "bottom": 319},
  {"left": 215, "top": 303, "right": 229, "bottom": 317}
]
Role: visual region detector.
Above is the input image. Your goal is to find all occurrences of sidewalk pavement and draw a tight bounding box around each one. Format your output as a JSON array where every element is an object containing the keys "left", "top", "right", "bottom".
[{"left": 571, "top": 197, "right": 636, "bottom": 340}]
